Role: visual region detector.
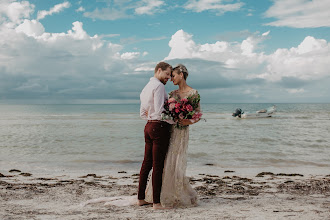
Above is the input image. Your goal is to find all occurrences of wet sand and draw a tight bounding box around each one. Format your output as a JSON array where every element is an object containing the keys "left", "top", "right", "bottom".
[{"left": 0, "top": 170, "right": 329, "bottom": 220}]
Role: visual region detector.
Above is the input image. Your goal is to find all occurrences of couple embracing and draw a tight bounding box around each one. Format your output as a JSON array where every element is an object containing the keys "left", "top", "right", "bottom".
[{"left": 138, "top": 62, "right": 202, "bottom": 209}]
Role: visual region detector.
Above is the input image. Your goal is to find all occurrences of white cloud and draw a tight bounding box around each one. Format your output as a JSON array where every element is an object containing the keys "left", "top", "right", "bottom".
[
  {"left": 241, "top": 31, "right": 269, "bottom": 57},
  {"left": 165, "top": 29, "right": 330, "bottom": 83},
  {"left": 76, "top": 6, "right": 85, "bottom": 12},
  {"left": 259, "top": 36, "right": 330, "bottom": 81},
  {"left": 0, "top": 0, "right": 34, "bottom": 24},
  {"left": 134, "top": 62, "right": 156, "bottom": 72},
  {"left": 184, "top": 0, "right": 244, "bottom": 15},
  {"left": 0, "top": 17, "right": 141, "bottom": 100},
  {"left": 15, "top": 19, "right": 45, "bottom": 37},
  {"left": 84, "top": 7, "right": 131, "bottom": 21},
  {"left": 66, "top": 21, "right": 88, "bottom": 40},
  {"left": 264, "top": 0, "right": 330, "bottom": 28},
  {"left": 121, "top": 52, "right": 140, "bottom": 60},
  {"left": 37, "top": 1, "right": 71, "bottom": 20},
  {"left": 134, "top": 66, "right": 154, "bottom": 72},
  {"left": 166, "top": 30, "right": 197, "bottom": 60},
  {"left": 84, "top": 0, "right": 166, "bottom": 20},
  {"left": 165, "top": 29, "right": 269, "bottom": 72},
  {"left": 135, "top": 0, "right": 164, "bottom": 15}
]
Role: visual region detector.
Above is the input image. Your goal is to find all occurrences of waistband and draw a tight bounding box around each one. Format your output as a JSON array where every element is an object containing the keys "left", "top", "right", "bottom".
[
  {"left": 147, "top": 120, "right": 167, "bottom": 123},
  {"left": 148, "top": 120, "right": 161, "bottom": 123}
]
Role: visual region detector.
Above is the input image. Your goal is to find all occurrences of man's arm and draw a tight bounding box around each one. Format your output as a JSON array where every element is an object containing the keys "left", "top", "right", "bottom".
[
  {"left": 153, "top": 84, "right": 166, "bottom": 119},
  {"left": 140, "top": 89, "right": 148, "bottom": 120},
  {"left": 140, "top": 105, "right": 148, "bottom": 120}
]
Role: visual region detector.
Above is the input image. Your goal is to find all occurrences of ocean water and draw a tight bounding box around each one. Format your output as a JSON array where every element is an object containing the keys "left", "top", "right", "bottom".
[{"left": 0, "top": 103, "right": 329, "bottom": 175}]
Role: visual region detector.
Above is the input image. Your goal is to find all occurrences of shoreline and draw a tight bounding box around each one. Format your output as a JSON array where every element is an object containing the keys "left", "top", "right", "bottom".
[
  {"left": 1, "top": 164, "right": 329, "bottom": 179},
  {"left": 1, "top": 169, "right": 329, "bottom": 219}
]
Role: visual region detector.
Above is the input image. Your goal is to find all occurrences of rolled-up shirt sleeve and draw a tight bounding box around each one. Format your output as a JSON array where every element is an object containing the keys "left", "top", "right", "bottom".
[
  {"left": 140, "top": 104, "right": 148, "bottom": 120},
  {"left": 153, "top": 84, "right": 166, "bottom": 119}
]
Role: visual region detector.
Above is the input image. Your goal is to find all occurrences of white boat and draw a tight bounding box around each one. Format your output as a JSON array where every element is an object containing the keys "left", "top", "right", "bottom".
[{"left": 232, "top": 105, "right": 276, "bottom": 118}]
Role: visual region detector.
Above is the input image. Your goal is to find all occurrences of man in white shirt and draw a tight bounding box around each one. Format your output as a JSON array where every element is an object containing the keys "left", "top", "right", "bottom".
[{"left": 137, "top": 62, "right": 172, "bottom": 210}]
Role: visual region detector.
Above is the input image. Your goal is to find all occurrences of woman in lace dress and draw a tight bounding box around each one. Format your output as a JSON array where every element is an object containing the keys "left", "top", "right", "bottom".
[{"left": 145, "top": 64, "right": 201, "bottom": 208}]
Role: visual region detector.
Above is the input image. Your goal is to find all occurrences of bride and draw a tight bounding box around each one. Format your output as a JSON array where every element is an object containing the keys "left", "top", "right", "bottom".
[{"left": 144, "top": 64, "right": 201, "bottom": 208}]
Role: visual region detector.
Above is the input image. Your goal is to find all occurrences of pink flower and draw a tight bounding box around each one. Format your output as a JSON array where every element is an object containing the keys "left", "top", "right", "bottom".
[
  {"left": 168, "top": 98, "right": 176, "bottom": 103},
  {"left": 179, "top": 113, "right": 184, "bottom": 119},
  {"left": 169, "top": 103, "right": 176, "bottom": 111},
  {"left": 175, "top": 103, "right": 181, "bottom": 109},
  {"left": 192, "top": 112, "right": 202, "bottom": 119},
  {"left": 175, "top": 108, "right": 180, "bottom": 113},
  {"left": 181, "top": 98, "right": 188, "bottom": 103},
  {"left": 186, "top": 104, "right": 193, "bottom": 112}
]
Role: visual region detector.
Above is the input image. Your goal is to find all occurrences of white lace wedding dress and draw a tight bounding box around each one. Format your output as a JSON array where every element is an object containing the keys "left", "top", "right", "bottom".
[{"left": 145, "top": 89, "right": 200, "bottom": 208}]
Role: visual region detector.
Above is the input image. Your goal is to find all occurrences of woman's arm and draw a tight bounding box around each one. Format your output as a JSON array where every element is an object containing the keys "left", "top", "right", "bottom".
[
  {"left": 179, "top": 90, "right": 201, "bottom": 126},
  {"left": 178, "top": 118, "right": 200, "bottom": 126}
]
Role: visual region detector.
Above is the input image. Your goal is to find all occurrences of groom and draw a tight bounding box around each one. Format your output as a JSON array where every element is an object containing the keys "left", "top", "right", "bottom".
[{"left": 137, "top": 62, "right": 173, "bottom": 210}]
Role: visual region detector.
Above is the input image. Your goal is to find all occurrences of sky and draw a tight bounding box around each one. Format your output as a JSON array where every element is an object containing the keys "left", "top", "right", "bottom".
[{"left": 0, "top": 0, "right": 329, "bottom": 104}]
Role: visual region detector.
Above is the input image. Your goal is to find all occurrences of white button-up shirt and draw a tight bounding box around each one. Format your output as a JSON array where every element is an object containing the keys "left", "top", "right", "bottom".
[{"left": 140, "top": 77, "right": 168, "bottom": 121}]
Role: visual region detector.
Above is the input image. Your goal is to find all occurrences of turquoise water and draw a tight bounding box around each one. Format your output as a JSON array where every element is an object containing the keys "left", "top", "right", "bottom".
[{"left": 0, "top": 103, "right": 329, "bottom": 175}]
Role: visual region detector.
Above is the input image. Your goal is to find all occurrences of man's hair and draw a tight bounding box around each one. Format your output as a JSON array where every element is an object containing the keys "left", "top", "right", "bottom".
[{"left": 155, "top": 62, "right": 172, "bottom": 73}]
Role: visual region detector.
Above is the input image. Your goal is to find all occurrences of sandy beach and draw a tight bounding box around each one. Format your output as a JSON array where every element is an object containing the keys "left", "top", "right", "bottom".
[{"left": 0, "top": 169, "right": 329, "bottom": 220}]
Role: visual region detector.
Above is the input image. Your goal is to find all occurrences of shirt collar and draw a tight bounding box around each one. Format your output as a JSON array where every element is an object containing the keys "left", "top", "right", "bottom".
[{"left": 150, "top": 77, "right": 161, "bottom": 83}]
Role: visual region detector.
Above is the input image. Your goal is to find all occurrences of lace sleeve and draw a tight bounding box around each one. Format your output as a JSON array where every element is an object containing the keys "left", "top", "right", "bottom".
[{"left": 169, "top": 90, "right": 178, "bottom": 99}]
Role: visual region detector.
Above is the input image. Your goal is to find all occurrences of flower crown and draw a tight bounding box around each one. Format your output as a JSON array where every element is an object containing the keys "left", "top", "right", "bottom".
[{"left": 174, "top": 64, "right": 188, "bottom": 75}]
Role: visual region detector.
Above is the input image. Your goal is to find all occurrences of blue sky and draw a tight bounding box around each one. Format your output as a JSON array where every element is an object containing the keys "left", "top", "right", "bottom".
[{"left": 0, "top": 0, "right": 330, "bottom": 103}]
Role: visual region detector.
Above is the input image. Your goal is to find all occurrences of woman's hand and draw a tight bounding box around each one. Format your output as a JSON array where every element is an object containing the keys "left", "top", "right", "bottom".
[
  {"left": 178, "top": 118, "right": 201, "bottom": 126},
  {"left": 178, "top": 119, "right": 192, "bottom": 126}
]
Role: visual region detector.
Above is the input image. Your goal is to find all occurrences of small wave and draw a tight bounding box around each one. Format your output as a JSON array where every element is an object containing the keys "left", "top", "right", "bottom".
[
  {"left": 71, "top": 159, "right": 140, "bottom": 164},
  {"left": 114, "top": 160, "right": 140, "bottom": 164},
  {"left": 294, "top": 116, "right": 313, "bottom": 119},
  {"left": 188, "top": 152, "right": 208, "bottom": 158},
  {"left": 258, "top": 137, "right": 274, "bottom": 142},
  {"left": 257, "top": 158, "right": 330, "bottom": 167},
  {"left": 316, "top": 139, "right": 327, "bottom": 143}
]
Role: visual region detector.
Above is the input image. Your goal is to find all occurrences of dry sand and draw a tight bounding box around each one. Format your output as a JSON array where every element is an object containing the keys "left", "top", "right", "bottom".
[{"left": 0, "top": 170, "right": 329, "bottom": 220}]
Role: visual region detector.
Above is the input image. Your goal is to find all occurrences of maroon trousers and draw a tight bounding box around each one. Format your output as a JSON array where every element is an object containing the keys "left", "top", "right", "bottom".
[{"left": 137, "top": 121, "right": 171, "bottom": 204}]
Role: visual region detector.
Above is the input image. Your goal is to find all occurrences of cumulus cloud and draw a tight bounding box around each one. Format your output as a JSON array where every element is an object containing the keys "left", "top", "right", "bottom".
[
  {"left": 165, "top": 29, "right": 270, "bottom": 75},
  {"left": 37, "top": 1, "right": 71, "bottom": 20},
  {"left": 184, "top": 0, "right": 244, "bottom": 15},
  {"left": 258, "top": 36, "right": 330, "bottom": 81},
  {"left": 165, "top": 30, "right": 330, "bottom": 87},
  {"left": 15, "top": 19, "right": 45, "bottom": 37},
  {"left": 264, "top": 0, "right": 330, "bottom": 28},
  {"left": 0, "top": 0, "right": 34, "bottom": 25},
  {"left": 0, "top": 10, "right": 149, "bottom": 101}
]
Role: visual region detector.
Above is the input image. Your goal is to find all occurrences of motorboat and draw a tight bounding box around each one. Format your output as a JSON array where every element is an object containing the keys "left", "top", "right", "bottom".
[{"left": 232, "top": 105, "right": 276, "bottom": 118}]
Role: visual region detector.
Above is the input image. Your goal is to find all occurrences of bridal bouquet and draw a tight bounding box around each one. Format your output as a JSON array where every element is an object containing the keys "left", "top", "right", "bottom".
[{"left": 161, "top": 94, "right": 202, "bottom": 129}]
